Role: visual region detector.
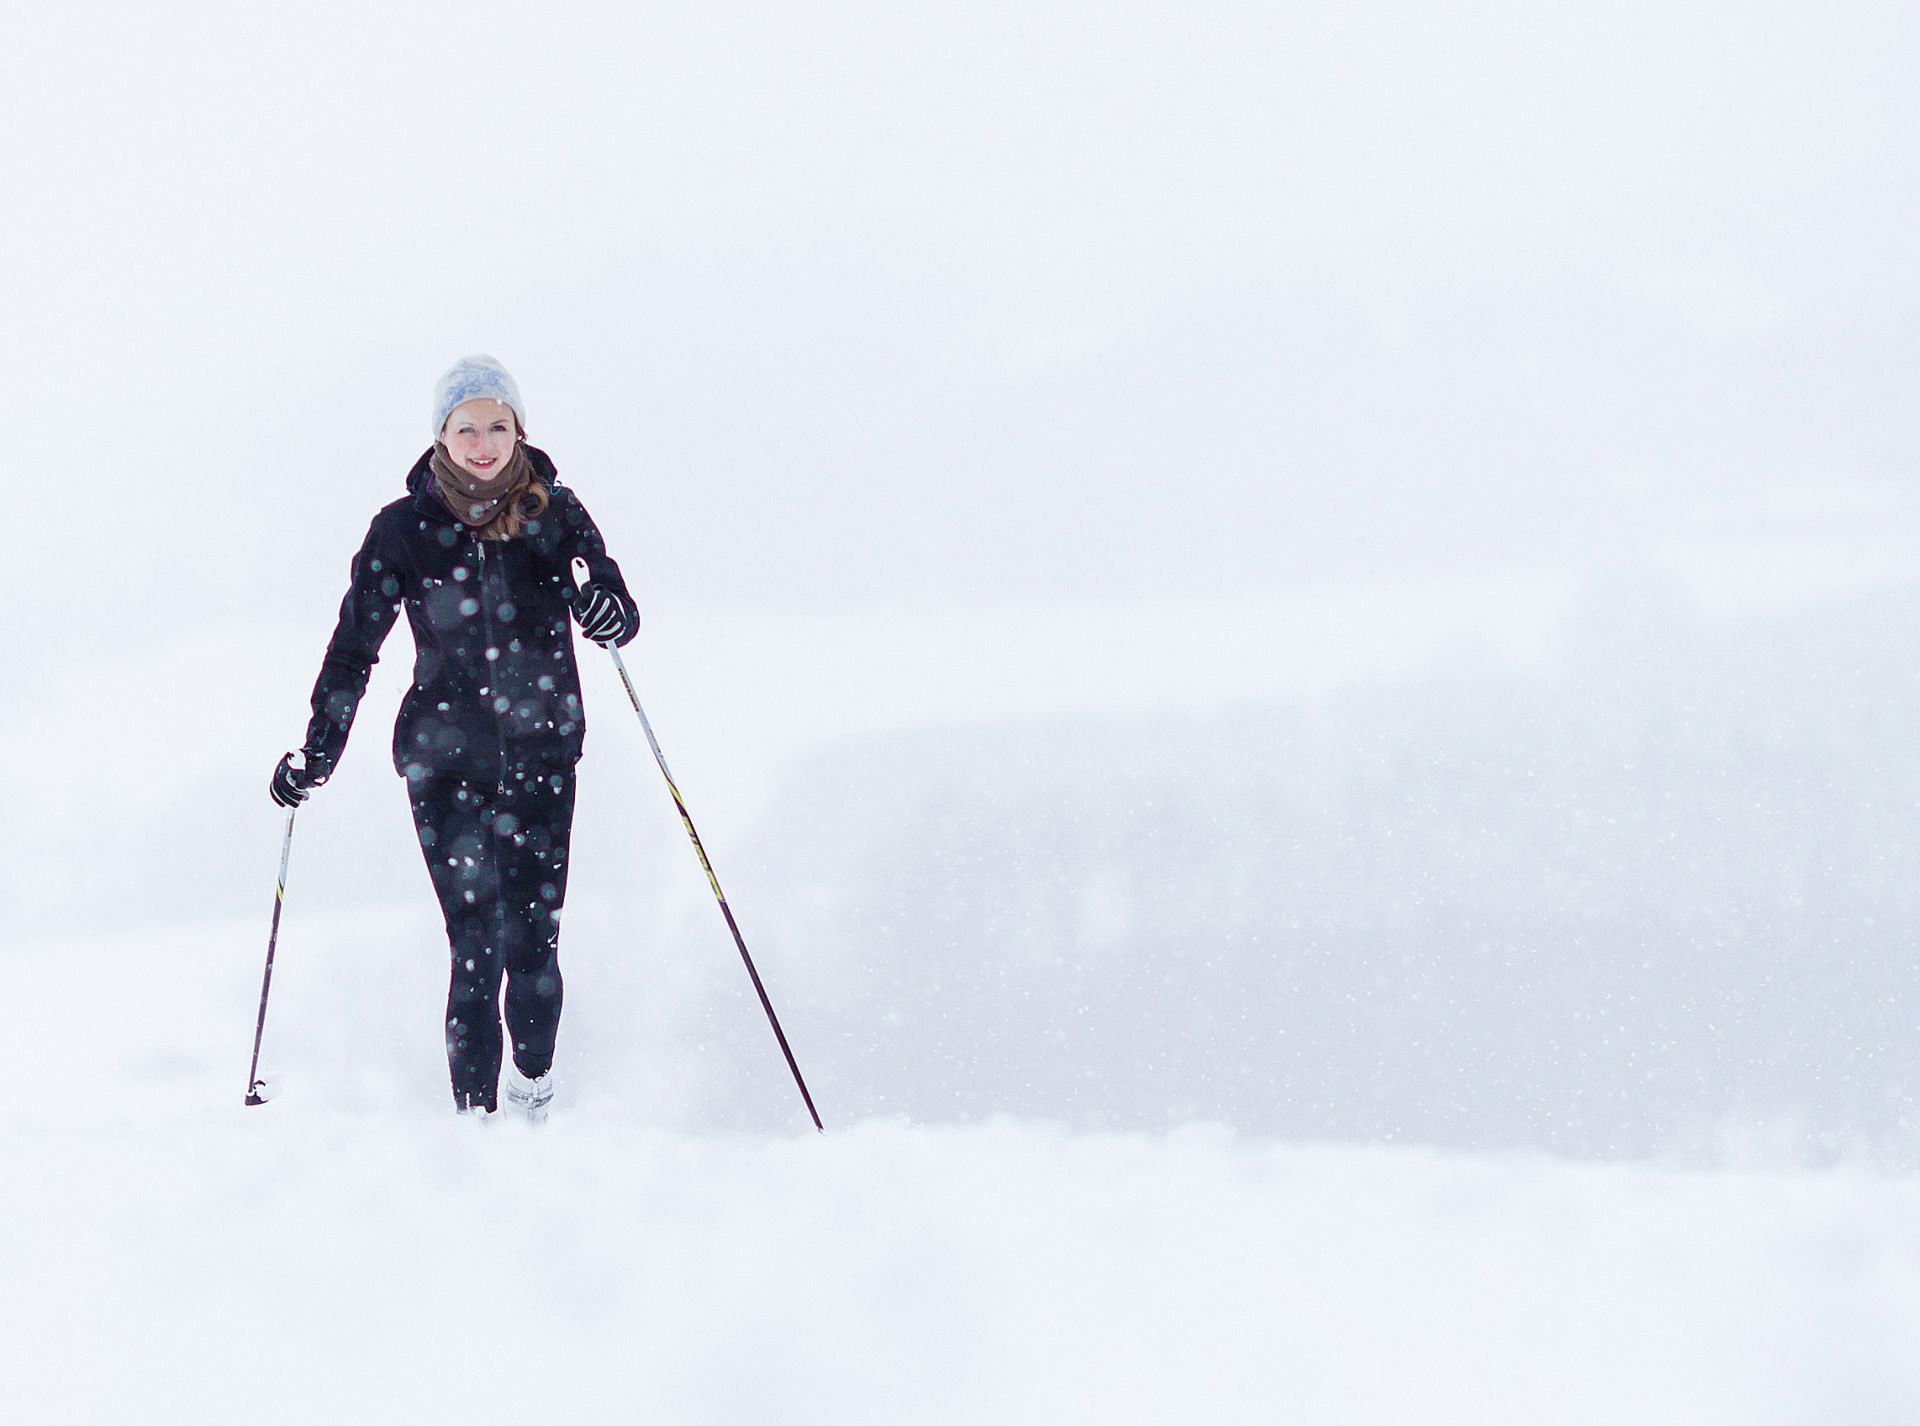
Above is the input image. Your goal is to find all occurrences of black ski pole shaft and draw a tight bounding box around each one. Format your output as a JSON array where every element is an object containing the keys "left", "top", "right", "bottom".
[
  {"left": 244, "top": 807, "right": 298, "bottom": 1106},
  {"left": 607, "top": 644, "right": 825, "bottom": 1133}
]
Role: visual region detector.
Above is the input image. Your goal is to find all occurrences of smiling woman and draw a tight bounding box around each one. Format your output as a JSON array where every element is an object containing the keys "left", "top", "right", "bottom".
[
  {"left": 438, "top": 401, "right": 540, "bottom": 524},
  {"left": 269, "top": 354, "right": 641, "bottom": 1122}
]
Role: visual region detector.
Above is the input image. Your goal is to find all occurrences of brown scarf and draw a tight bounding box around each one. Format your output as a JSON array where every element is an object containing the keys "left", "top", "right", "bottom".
[{"left": 430, "top": 441, "right": 536, "bottom": 536}]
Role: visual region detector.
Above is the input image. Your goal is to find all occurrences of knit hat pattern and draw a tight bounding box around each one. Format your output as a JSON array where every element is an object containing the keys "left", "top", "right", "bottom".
[{"left": 432, "top": 354, "right": 526, "bottom": 439}]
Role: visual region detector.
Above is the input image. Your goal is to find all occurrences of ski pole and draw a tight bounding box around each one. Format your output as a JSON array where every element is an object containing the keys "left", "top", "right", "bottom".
[
  {"left": 244, "top": 806, "right": 298, "bottom": 1106},
  {"left": 603, "top": 639, "right": 825, "bottom": 1133}
]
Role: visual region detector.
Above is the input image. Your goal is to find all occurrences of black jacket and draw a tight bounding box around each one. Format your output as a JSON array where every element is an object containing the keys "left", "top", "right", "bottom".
[{"left": 301, "top": 446, "right": 638, "bottom": 784}]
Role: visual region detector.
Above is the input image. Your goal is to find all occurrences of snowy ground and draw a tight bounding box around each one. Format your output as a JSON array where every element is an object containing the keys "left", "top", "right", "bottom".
[
  {"left": 10, "top": 907, "right": 1920, "bottom": 1424},
  {"left": 11, "top": 1104, "right": 1920, "bottom": 1424}
]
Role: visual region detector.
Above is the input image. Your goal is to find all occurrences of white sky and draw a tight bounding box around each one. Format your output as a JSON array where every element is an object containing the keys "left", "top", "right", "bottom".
[{"left": 3, "top": 0, "right": 1917, "bottom": 635}]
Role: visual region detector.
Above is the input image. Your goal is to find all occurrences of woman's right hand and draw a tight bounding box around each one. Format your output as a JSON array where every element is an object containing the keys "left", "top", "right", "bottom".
[{"left": 269, "top": 750, "right": 323, "bottom": 808}]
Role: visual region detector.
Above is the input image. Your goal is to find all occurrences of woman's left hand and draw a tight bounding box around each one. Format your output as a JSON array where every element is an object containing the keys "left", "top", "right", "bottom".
[{"left": 575, "top": 582, "right": 634, "bottom": 646}]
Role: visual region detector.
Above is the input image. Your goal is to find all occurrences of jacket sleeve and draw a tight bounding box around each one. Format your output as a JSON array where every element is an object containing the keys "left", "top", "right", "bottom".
[
  {"left": 554, "top": 485, "right": 640, "bottom": 648},
  {"left": 301, "top": 515, "right": 404, "bottom": 779}
]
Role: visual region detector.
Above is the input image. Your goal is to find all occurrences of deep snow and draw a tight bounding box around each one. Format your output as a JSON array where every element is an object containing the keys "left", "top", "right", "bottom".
[
  {"left": 10, "top": 1098, "right": 1920, "bottom": 1423},
  {"left": 10, "top": 891, "right": 1920, "bottom": 1423}
]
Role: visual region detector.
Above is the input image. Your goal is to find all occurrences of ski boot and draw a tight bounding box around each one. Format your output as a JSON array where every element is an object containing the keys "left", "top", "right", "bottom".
[{"left": 503, "top": 1063, "right": 554, "bottom": 1124}]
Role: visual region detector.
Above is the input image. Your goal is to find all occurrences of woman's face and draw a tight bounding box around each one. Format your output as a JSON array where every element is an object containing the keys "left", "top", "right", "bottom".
[{"left": 441, "top": 398, "right": 519, "bottom": 477}]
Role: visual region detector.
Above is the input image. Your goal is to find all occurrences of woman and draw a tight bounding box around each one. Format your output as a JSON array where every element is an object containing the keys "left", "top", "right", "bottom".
[{"left": 271, "top": 354, "right": 639, "bottom": 1121}]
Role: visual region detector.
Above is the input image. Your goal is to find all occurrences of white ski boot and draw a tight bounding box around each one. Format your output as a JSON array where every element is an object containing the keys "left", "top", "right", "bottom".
[{"left": 503, "top": 1063, "right": 554, "bottom": 1124}]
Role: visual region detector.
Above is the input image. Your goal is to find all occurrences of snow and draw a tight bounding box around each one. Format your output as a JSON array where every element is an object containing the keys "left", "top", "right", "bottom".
[
  {"left": 12, "top": 794, "right": 1920, "bottom": 1419},
  {"left": 11, "top": 1039, "right": 1920, "bottom": 1422},
  {"left": 7, "top": 2, "right": 1920, "bottom": 1419},
  {"left": 12, "top": 548, "right": 1920, "bottom": 1416}
]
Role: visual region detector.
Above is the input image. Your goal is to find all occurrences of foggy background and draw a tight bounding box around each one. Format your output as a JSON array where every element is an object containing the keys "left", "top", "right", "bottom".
[{"left": 5, "top": 0, "right": 1919, "bottom": 1165}]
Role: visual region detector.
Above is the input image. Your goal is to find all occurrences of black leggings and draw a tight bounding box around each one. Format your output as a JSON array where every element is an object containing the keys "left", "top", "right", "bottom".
[{"left": 408, "top": 767, "right": 576, "bottom": 1112}]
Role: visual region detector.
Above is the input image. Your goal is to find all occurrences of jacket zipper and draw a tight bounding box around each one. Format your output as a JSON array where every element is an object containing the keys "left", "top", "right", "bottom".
[
  {"left": 477, "top": 536, "right": 508, "bottom": 787},
  {"left": 476, "top": 537, "right": 512, "bottom": 993}
]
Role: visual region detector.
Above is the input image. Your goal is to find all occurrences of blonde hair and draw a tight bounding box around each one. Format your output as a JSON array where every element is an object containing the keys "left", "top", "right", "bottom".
[{"left": 480, "top": 471, "right": 550, "bottom": 541}]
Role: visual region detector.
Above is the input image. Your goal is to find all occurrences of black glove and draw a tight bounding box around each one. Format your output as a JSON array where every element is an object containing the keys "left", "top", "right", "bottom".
[
  {"left": 575, "top": 583, "right": 633, "bottom": 647},
  {"left": 269, "top": 750, "right": 325, "bottom": 808}
]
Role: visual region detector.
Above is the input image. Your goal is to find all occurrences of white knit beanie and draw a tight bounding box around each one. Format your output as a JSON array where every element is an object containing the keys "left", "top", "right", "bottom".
[{"left": 432, "top": 354, "right": 527, "bottom": 439}]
